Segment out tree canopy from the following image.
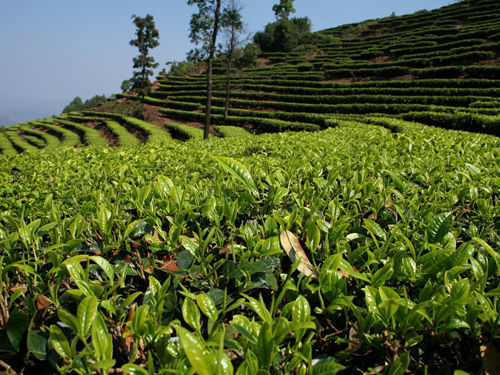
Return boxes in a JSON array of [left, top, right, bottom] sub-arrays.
[[62, 95, 107, 113], [129, 14, 160, 101], [254, 17, 312, 52], [187, 0, 223, 139], [273, 0, 296, 20]]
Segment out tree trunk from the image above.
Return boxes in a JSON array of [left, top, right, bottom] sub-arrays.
[[224, 51, 233, 120], [224, 26, 237, 120], [204, 0, 222, 140]]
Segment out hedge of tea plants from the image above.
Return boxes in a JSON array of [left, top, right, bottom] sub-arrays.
[[0, 120, 499, 374]]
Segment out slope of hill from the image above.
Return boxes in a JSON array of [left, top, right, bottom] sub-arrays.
[[141, 0, 500, 136], [1, 0, 498, 155], [0, 2, 499, 374]]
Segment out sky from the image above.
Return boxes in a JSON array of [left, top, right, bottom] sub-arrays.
[[0, 0, 453, 125]]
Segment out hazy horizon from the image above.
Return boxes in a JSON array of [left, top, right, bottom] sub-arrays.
[[0, 0, 452, 125]]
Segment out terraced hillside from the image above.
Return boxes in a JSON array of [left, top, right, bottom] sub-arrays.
[[1, 0, 499, 156], [0, 1, 499, 374], [140, 0, 500, 136]]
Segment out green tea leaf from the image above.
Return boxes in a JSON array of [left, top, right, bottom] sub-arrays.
[[58, 309, 79, 332], [306, 220, 321, 251], [196, 293, 219, 322], [27, 331, 47, 361], [92, 313, 113, 361], [77, 295, 98, 337], [50, 325, 72, 360], [364, 218, 386, 240], [98, 205, 112, 236], [122, 364, 150, 375], [256, 322, 274, 369], [6, 309, 29, 351], [181, 236, 199, 259], [176, 326, 214, 375], [388, 351, 410, 375], [236, 350, 258, 375], [427, 212, 453, 244], [370, 260, 394, 287], [312, 357, 345, 375], [339, 258, 369, 282], [214, 156, 258, 196], [474, 237, 500, 269], [90, 256, 114, 283], [177, 249, 194, 269], [182, 297, 201, 331], [292, 295, 311, 323], [130, 305, 150, 337]]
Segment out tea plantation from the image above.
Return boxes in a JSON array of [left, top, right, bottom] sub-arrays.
[[0, 0, 499, 374]]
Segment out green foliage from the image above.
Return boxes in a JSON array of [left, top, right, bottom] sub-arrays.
[[0, 121, 498, 373], [234, 43, 261, 69], [2, 1, 500, 371], [187, 0, 222, 61], [62, 95, 107, 113], [121, 79, 133, 93], [273, 0, 295, 20], [129, 14, 160, 101], [214, 125, 252, 138], [62, 97, 83, 113], [402, 111, 500, 136], [166, 60, 204, 76], [254, 17, 314, 52], [163, 122, 204, 140], [56, 119, 109, 147]]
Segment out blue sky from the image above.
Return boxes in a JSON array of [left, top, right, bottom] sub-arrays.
[[0, 0, 452, 125]]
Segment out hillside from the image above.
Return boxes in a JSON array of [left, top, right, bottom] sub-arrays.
[[0, 1, 499, 374], [0, 0, 499, 155]]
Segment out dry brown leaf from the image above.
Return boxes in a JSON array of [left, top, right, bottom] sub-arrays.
[[36, 295, 51, 311], [280, 230, 318, 279], [158, 259, 179, 273], [481, 343, 500, 375], [219, 244, 233, 255]]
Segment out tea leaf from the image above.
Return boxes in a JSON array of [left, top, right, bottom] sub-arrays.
[[196, 293, 219, 322], [427, 212, 453, 244], [312, 357, 345, 375], [50, 325, 72, 360], [27, 331, 47, 361], [77, 295, 98, 338], [388, 351, 410, 375], [176, 326, 215, 375], [182, 297, 201, 331], [215, 156, 258, 196], [6, 309, 29, 351]]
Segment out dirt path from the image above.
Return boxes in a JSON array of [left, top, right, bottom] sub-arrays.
[[17, 129, 45, 149], [85, 120, 118, 147]]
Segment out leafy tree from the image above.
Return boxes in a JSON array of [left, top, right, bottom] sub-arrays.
[[129, 14, 160, 102], [187, 0, 223, 139], [234, 43, 261, 69], [220, 0, 244, 119], [62, 95, 107, 113], [121, 79, 133, 93], [84, 95, 107, 109], [165, 60, 203, 76], [254, 17, 311, 52], [273, 0, 295, 20], [62, 97, 84, 113]]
